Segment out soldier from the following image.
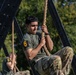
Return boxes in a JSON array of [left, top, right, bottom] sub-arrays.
[[23, 16, 74, 75], [2, 53, 16, 75], [2, 53, 30, 75]]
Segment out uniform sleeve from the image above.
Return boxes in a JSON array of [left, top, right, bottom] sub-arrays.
[[23, 34, 33, 50]]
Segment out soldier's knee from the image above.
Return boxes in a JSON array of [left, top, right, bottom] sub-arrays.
[[23, 70, 30, 75], [55, 56, 62, 65], [55, 56, 61, 61], [53, 56, 62, 70], [64, 46, 74, 57]]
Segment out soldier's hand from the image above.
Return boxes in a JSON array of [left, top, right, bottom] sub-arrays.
[[13, 54, 16, 60], [40, 37, 46, 47], [42, 25, 49, 34]]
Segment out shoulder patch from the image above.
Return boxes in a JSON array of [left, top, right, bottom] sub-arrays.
[[23, 41, 27, 47]]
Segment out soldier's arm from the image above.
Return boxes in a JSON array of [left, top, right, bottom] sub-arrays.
[[42, 25, 54, 51], [45, 34, 54, 51], [7, 61, 14, 70], [24, 37, 45, 60], [6, 56, 16, 70]]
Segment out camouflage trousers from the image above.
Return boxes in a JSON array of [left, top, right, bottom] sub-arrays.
[[34, 46, 74, 75], [5, 70, 30, 75]]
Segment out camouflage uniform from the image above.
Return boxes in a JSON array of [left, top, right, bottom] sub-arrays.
[[34, 47, 73, 75], [23, 32, 74, 75], [14, 70, 30, 75]]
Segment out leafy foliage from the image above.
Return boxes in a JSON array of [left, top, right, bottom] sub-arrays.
[[57, 2, 76, 54]]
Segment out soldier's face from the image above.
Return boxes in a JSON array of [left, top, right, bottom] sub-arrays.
[[27, 21, 38, 34]]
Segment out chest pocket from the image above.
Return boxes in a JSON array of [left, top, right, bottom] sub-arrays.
[[30, 35, 39, 48]]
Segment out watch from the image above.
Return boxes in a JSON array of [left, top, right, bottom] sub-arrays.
[[45, 33, 49, 35]]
